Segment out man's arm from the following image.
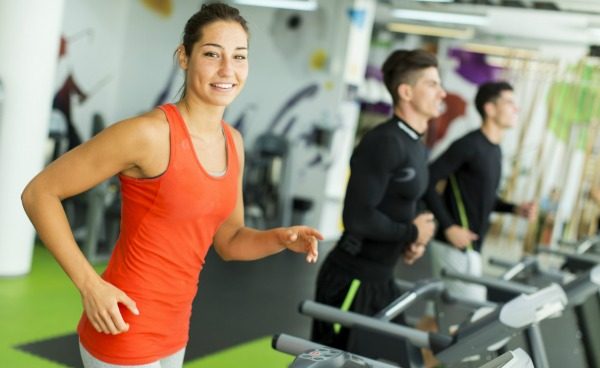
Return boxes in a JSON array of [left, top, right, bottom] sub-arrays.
[[342, 133, 418, 244], [424, 139, 478, 248], [496, 198, 537, 222], [424, 140, 470, 230], [494, 198, 516, 213]]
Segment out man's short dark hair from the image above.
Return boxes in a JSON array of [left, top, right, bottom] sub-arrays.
[[382, 49, 438, 106], [475, 81, 513, 119]]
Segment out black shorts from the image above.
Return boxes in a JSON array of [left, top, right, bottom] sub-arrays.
[[310, 253, 403, 351]]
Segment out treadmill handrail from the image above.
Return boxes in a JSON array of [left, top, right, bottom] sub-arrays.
[[576, 234, 600, 254], [537, 247, 600, 264], [376, 279, 445, 320], [442, 290, 498, 309], [488, 256, 537, 281], [299, 300, 452, 350], [559, 234, 600, 254], [501, 257, 537, 281], [562, 265, 600, 306], [479, 348, 534, 368], [442, 268, 538, 295]]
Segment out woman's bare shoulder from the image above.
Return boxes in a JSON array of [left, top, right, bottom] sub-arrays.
[[121, 108, 168, 132], [103, 108, 170, 177], [105, 108, 169, 146]]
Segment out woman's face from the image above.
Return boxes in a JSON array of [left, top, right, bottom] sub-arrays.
[[180, 20, 249, 107]]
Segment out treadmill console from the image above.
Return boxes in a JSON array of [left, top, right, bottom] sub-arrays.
[[290, 347, 371, 367]]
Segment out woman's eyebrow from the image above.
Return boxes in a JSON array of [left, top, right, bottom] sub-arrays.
[[199, 43, 248, 51]]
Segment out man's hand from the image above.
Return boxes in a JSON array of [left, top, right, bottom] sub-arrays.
[[413, 212, 436, 246], [279, 226, 324, 263], [515, 201, 537, 222], [403, 242, 426, 265], [444, 225, 478, 250]]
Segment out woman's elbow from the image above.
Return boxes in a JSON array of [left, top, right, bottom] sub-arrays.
[[213, 243, 234, 261], [21, 181, 37, 213]]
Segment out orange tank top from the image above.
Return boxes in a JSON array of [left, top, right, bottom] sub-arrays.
[[77, 103, 240, 364]]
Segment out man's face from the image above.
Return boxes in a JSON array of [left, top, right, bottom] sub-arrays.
[[408, 67, 447, 120], [489, 90, 519, 128]]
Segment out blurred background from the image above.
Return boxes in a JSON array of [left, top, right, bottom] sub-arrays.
[[1, 0, 600, 367]]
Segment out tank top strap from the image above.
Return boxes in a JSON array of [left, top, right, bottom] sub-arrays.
[[159, 103, 190, 166], [221, 122, 240, 176], [158, 103, 185, 142]]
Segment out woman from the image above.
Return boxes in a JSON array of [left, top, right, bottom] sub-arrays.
[[21, 3, 322, 367]]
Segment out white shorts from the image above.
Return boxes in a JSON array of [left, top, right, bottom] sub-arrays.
[[79, 342, 186, 368], [430, 240, 487, 302]]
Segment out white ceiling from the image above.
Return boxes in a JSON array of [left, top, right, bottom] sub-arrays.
[[376, 0, 600, 46], [380, 0, 600, 15]]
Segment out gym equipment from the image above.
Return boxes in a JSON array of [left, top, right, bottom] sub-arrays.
[[243, 133, 293, 229], [537, 246, 600, 273], [479, 349, 533, 368], [273, 334, 533, 368], [61, 113, 121, 263], [443, 260, 600, 368], [301, 281, 566, 367], [273, 334, 398, 367], [557, 234, 600, 255], [488, 248, 600, 368]]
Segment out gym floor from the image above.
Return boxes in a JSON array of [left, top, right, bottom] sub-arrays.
[[1, 241, 336, 367]]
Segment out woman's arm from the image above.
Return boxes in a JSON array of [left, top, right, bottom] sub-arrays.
[[21, 111, 167, 335], [212, 129, 323, 262]]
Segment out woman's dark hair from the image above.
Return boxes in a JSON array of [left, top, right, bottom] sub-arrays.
[[177, 2, 249, 99], [381, 49, 438, 106], [181, 2, 249, 57], [474, 81, 513, 119]]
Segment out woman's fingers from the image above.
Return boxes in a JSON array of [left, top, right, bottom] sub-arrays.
[[305, 235, 318, 263]]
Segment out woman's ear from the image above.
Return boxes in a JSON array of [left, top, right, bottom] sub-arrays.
[[177, 46, 188, 70]]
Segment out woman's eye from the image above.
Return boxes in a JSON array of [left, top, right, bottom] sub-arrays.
[[235, 55, 247, 60], [204, 52, 219, 58]]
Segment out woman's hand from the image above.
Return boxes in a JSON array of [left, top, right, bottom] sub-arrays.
[[277, 226, 324, 263], [81, 278, 139, 335]]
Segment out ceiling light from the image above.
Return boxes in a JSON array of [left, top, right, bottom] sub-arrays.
[[391, 9, 489, 26], [233, 0, 318, 11], [589, 27, 600, 39], [462, 43, 538, 58], [386, 22, 474, 39]]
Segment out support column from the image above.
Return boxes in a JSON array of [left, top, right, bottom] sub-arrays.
[[0, 0, 64, 275], [317, 0, 375, 239]]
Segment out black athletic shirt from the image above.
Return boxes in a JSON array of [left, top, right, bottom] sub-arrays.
[[424, 129, 515, 251], [336, 116, 428, 268]]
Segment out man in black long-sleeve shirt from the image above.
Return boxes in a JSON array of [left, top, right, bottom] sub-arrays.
[[424, 81, 537, 300], [311, 49, 445, 351]]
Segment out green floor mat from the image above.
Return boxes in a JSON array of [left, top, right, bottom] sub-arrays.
[[186, 336, 293, 367]]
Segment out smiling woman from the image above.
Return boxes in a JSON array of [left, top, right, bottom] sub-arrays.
[[20, 3, 323, 368]]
